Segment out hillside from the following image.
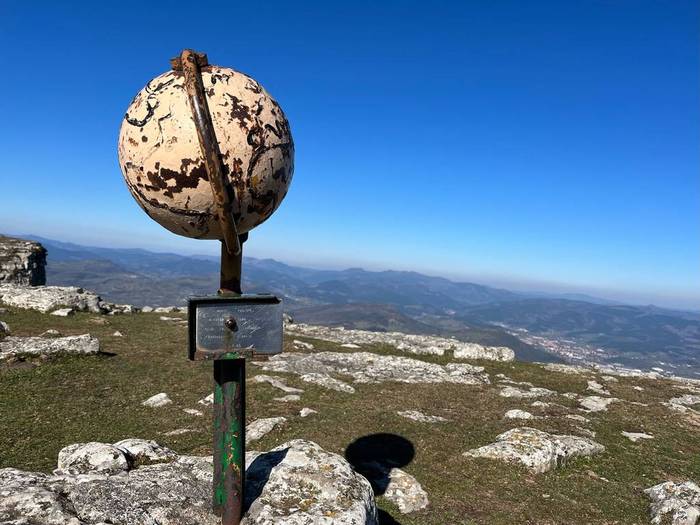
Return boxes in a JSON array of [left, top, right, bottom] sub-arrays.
[[1, 301, 699, 524], [21, 235, 700, 377]]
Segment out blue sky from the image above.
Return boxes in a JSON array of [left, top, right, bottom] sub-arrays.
[[0, 1, 698, 309]]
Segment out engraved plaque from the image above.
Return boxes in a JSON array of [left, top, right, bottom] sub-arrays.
[[188, 295, 282, 360]]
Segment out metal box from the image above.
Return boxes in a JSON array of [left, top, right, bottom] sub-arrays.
[[188, 295, 282, 360]]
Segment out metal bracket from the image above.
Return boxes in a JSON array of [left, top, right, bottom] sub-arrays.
[[174, 49, 241, 256]]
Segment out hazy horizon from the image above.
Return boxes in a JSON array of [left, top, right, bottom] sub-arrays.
[[8, 229, 698, 312]]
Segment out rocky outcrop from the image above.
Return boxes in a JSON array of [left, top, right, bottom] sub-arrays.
[[259, 351, 490, 387], [0, 334, 100, 362], [0, 284, 103, 313], [464, 427, 604, 473], [0, 283, 138, 315], [645, 481, 700, 525], [285, 323, 514, 361], [0, 438, 377, 525], [0, 236, 46, 286]]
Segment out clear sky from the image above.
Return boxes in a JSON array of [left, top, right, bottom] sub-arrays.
[[0, 1, 698, 309]]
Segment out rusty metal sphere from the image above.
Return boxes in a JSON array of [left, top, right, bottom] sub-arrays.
[[118, 65, 294, 239]]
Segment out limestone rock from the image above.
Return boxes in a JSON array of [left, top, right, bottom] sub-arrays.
[[246, 417, 286, 445], [140, 306, 154, 313], [183, 408, 203, 416], [51, 308, 74, 317], [0, 321, 9, 336], [464, 427, 604, 473], [504, 409, 537, 420], [383, 467, 429, 514], [645, 481, 700, 525], [397, 410, 448, 423], [244, 439, 377, 524], [0, 283, 104, 313], [142, 393, 172, 408], [341, 342, 361, 349], [260, 351, 490, 387], [273, 394, 300, 402], [1, 438, 377, 525], [300, 372, 356, 393], [285, 323, 514, 361], [621, 431, 653, 442], [358, 461, 428, 514], [292, 339, 314, 350], [500, 386, 556, 399], [579, 395, 619, 412], [0, 236, 46, 286], [668, 394, 700, 409], [586, 380, 610, 396], [299, 407, 318, 417], [0, 334, 100, 362], [114, 438, 178, 464], [5, 439, 376, 525], [252, 374, 304, 394], [112, 331, 123, 337], [57, 442, 129, 475], [542, 363, 589, 375], [198, 393, 214, 406]]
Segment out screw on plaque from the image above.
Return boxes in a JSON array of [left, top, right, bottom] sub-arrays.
[[225, 317, 238, 332]]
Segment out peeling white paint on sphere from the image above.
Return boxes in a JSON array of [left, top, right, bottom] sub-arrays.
[[118, 66, 294, 239]]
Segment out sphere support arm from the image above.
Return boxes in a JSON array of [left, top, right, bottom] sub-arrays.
[[174, 49, 241, 256]]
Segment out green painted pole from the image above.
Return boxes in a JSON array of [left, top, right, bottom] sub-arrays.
[[213, 240, 246, 524]]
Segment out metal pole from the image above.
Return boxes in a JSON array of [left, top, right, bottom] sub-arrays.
[[213, 239, 246, 524], [173, 49, 247, 524]]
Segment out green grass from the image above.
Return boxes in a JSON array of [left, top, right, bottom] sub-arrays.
[[1, 307, 698, 524]]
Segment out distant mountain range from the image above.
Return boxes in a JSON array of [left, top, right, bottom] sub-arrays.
[[21, 235, 700, 376]]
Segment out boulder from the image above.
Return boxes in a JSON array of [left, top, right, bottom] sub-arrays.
[[285, 323, 514, 361], [244, 439, 377, 524], [0, 284, 103, 313], [0, 321, 9, 336], [260, 351, 490, 387], [464, 427, 604, 474], [358, 462, 428, 514], [0, 439, 378, 525], [0, 334, 100, 362], [0, 236, 46, 286], [645, 481, 700, 525]]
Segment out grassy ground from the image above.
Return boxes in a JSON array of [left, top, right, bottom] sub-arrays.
[[1, 307, 698, 524]]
